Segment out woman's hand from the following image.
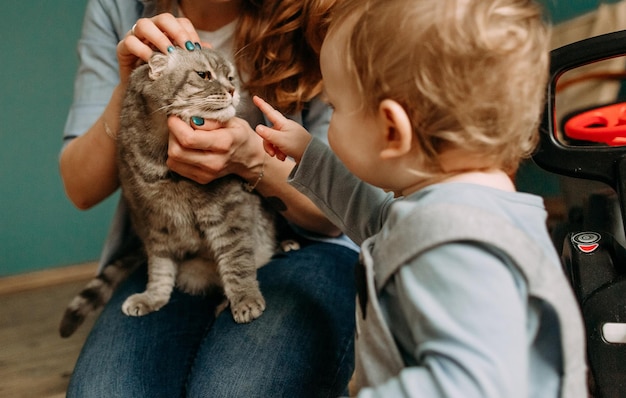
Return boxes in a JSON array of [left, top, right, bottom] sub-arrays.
[[117, 13, 203, 84], [166, 116, 266, 185]]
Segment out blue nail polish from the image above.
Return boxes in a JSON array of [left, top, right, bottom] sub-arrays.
[[191, 116, 205, 126], [194, 42, 201, 50], [167, 46, 175, 53], [185, 41, 195, 51]]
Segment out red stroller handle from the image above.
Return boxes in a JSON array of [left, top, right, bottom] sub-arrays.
[[564, 102, 626, 146]]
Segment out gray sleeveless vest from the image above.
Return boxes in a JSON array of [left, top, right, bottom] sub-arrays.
[[353, 204, 588, 397]]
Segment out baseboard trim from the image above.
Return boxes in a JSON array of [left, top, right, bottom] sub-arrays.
[[0, 262, 98, 295]]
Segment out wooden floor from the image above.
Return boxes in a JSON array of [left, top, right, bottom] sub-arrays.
[[0, 264, 99, 398]]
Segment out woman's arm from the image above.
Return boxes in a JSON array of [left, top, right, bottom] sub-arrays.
[[60, 86, 124, 209]]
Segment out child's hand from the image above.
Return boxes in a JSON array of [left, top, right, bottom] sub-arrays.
[[253, 96, 312, 164]]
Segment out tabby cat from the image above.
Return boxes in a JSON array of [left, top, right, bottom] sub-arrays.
[[60, 48, 277, 338]]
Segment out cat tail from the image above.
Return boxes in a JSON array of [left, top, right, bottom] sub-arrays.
[[59, 247, 145, 338]]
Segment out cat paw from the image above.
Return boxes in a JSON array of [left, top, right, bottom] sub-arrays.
[[280, 239, 301, 252], [231, 294, 266, 323], [122, 293, 163, 316]]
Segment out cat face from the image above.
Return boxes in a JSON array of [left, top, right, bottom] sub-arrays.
[[148, 48, 240, 123]]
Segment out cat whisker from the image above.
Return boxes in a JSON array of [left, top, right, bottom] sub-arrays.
[[150, 103, 177, 116]]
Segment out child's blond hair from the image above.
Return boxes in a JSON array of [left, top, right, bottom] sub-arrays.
[[330, 0, 550, 177]]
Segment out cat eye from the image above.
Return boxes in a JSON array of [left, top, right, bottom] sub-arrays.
[[196, 71, 212, 80]]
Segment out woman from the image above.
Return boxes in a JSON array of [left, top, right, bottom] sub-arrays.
[[59, 1, 358, 396]]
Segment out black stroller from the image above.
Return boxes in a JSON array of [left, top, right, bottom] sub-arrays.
[[534, 30, 626, 397]]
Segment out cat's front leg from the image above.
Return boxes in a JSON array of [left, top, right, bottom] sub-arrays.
[[219, 261, 266, 323], [122, 256, 177, 316]]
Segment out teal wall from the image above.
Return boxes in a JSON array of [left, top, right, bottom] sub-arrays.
[[538, 0, 622, 24], [0, 1, 117, 277], [0, 1, 618, 277]]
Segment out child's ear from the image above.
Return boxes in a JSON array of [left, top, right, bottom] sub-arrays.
[[377, 99, 413, 160]]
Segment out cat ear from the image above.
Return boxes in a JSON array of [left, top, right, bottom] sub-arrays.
[[148, 52, 170, 80], [378, 99, 413, 160]]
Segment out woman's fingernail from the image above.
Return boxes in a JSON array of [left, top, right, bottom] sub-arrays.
[[191, 116, 205, 126], [167, 45, 175, 53], [185, 41, 195, 51], [194, 42, 202, 49]]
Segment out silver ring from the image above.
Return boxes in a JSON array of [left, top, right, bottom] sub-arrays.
[[131, 23, 137, 36]]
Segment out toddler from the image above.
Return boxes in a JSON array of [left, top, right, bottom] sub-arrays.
[[254, 0, 587, 396]]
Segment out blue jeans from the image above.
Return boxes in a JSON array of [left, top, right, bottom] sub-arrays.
[[67, 242, 357, 398]]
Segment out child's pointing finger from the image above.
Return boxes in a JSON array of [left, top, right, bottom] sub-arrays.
[[253, 95, 288, 129]]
